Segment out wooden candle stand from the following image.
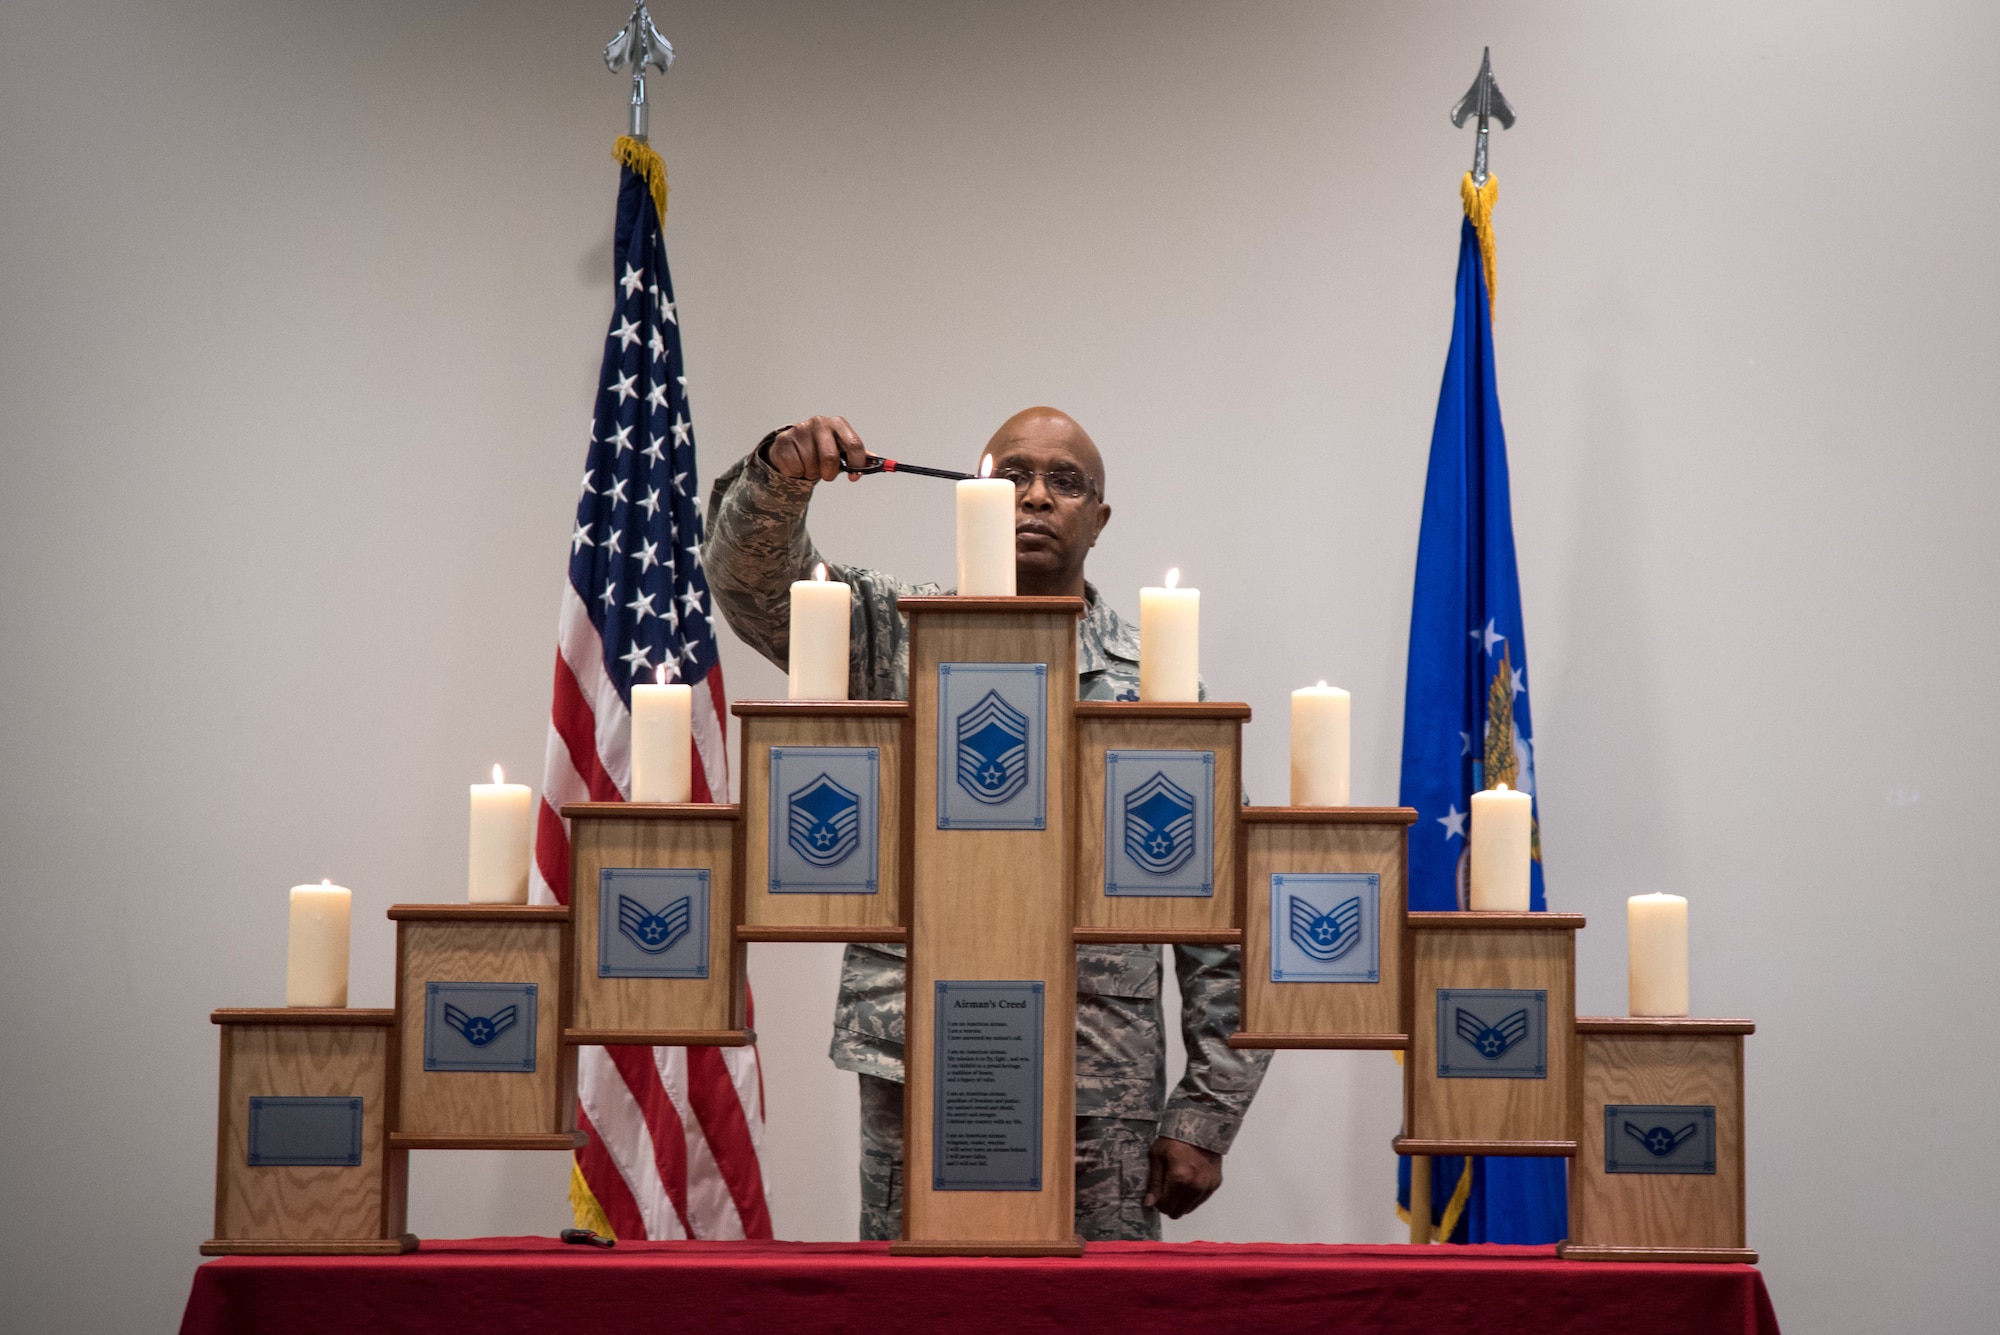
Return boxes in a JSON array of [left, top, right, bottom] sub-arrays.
[[1072, 702, 1248, 945], [388, 905, 581, 1150], [893, 596, 1085, 1257], [1394, 911, 1584, 1156], [1559, 1017, 1756, 1264], [1232, 807, 1417, 1050], [563, 803, 750, 1046], [203, 1008, 415, 1256], [733, 700, 911, 944]]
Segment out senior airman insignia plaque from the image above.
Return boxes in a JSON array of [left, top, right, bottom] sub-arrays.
[[937, 663, 1047, 830], [598, 867, 709, 978], [245, 1096, 364, 1167], [1436, 987, 1546, 1079], [1104, 750, 1213, 896], [1269, 872, 1379, 982], [932, 980, 1044, 1192], [1604, 1104, 1716, 1174], [768, 746, 879, 892], [424, 981, 538, 1072]]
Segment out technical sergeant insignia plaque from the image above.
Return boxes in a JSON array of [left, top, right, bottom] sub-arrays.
[[598, 867, 710, 978]]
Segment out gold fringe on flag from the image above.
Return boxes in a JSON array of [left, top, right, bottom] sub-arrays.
[[1460, 171, 1498, 311], [614, 134, 670, 222], [569, 1157, 618, 1240]]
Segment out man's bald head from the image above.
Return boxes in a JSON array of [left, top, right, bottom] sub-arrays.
[[981, 406, 1106, 500], [978, 406, 1112, 598]]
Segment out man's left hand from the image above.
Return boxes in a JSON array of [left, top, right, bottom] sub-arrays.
[[1144, 1137, 1223, 1219]]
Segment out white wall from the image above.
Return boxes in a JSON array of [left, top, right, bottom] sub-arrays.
[[2, 1, 1995, 1330]]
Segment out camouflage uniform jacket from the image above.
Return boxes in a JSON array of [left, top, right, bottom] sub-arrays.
[[704, 443, 1271, 1153]]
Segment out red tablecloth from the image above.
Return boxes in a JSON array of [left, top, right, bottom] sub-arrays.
[[180, 1237, 1780, 1335]]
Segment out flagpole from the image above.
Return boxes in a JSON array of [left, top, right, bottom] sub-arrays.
[[1409, 1154, 1434, 1243], [604, 1, 674, 143]]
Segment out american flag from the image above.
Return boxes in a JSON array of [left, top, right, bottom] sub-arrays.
[[531, 139, 772, 1241]]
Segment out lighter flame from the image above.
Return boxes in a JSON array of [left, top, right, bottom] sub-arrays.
[[813, 562, 828, 582], [978, 455, 994, 479], [1165, 567, 1180, 589], [492, 763, 505, 785]]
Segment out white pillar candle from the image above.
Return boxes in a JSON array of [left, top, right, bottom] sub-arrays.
[[1290, 681, 1351, 806], [630, 671, 693, 802], [286, 880, 351, 1008], [1628, 893, 1690, 1016], [1139, 569, 1199, 702], [956, 457, 1016, 596], [1468, 783, 1532, 910], [468, 764, 532, 903], [788, 563, 852, 700]]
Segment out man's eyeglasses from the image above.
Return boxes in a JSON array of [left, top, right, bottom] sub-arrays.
[[994, 466, 1098, 500]]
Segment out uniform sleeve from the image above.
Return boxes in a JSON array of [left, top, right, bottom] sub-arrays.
[[1157, 944, 1272, 1153], [703, 437, 927, 700], [702, 437, 824, 670]]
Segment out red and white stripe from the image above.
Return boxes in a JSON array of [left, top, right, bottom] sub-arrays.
[[533, 582, 771, 1240]]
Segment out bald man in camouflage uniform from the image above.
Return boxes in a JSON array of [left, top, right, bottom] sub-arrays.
[[703, 408, 1271, 1241]]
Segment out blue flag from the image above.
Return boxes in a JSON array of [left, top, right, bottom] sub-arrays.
[[1395, 183, 1567, 1244]]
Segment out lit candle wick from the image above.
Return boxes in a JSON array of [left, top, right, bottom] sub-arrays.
[[1166, 567, 1180, 589], [978, 455, 994, 479], [491, 763, 504, 786], [813, 562, 828, 582], [655, 665, 667, 686], [1495, 782, 1509, 792], [1317, 680, 1327, 689]]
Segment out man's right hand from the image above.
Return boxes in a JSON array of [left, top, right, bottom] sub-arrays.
[[767, 415, 870, 483]]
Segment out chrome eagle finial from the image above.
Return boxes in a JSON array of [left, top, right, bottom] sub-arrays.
[[1449, 47, 1515, 186], [605, 3, 676, 141]]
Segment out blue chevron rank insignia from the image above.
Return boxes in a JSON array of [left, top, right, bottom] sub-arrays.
[[617, 893, 691, 954], [956, 689, 1030, 804], [1269, 873, 1380, 982], [444, 1002, 518, 1047], [1104, 750, 1214, 896], [1123, 772, 1198, 873], [1290, 894, 1363, 961], [1436, 987, 1546, 1078], [787, 772, 862, 867], [768, 747, 880, 892], [937, 664, 1047, 830], [1604, 1103, 1716, 1174], [598, 868, 710, 977], [424, 981, 538, 1071]]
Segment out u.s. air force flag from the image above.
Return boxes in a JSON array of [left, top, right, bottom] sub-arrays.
[[1394, 173, 1566, 1244]]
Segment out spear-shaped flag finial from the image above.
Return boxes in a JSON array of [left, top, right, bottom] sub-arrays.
[[605, 2, 675, 142], [1449, 47, 1515, 187]]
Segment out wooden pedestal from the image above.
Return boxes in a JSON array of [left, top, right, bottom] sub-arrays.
[[895, 596, 1085, 1257], [1560, 1017, 1756, 1264], [1072, 702, 1248, 944], [1394, 912, 1584, 1156], [734, 700, 910, 943], [562, 803, 749, 1045], [203, 1008, 415, 1255], [389, 905, 580, 1150], [1232, 807, 1417, 1050]]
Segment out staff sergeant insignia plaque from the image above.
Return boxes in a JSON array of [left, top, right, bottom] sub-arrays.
[[932, 980, 1045, 1191], [1269, 872, 1380, 982]]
